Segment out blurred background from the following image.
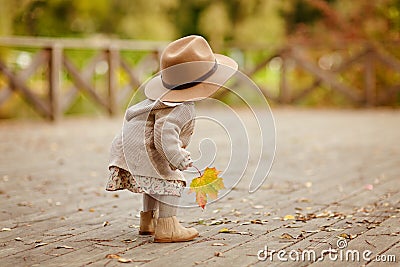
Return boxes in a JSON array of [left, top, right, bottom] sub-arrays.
[[0, 0, 399, 119]]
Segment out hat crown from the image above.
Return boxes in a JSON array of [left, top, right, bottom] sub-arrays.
[[160, 36, 217, 87], [161, 35, 215, 70]]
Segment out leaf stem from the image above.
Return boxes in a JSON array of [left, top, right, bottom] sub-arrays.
[[192, 165, 202, 177]]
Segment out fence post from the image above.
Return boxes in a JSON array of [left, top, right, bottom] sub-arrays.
[[279, 52, 290, 104], [364, 48, 376, 107], [49, 44, 63, 121], [107, 45, 119, 116]]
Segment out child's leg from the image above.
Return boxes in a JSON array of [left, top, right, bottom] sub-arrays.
[[143, 193, 158, 212], [157, 195, 179, 218], [153, 195, 198, 242], [139, 193, 158, 235]]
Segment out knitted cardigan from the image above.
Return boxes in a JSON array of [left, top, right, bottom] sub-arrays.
[[109, 99, 195, 182]]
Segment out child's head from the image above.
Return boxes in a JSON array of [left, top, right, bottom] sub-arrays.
[[145, 35, 238, 103]]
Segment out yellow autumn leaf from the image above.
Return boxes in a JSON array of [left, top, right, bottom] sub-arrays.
[[283, 214, 295, 221], [338, 233, 350, 239], [105, 254, 120, 259], [189, 167, 225, 209], [280, 233, 294, 239]]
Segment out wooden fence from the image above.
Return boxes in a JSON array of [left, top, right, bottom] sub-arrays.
[[239, 42, 400, 106], [0, 36, 399, 120]]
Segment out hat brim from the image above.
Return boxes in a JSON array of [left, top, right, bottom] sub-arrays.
[[144, 54, 238, 102]]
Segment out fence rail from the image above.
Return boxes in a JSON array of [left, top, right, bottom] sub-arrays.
[[0, 36, 399, 120]]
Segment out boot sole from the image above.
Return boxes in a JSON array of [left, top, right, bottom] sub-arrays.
[[154, 232, 199, 243], [139, 231, 155, 235]]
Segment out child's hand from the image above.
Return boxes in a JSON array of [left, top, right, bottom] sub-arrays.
[[177, 155, 193, 171]]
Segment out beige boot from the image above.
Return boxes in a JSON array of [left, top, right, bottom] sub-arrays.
[[139, 210, 157, 235], [154, 216, 199, 243]]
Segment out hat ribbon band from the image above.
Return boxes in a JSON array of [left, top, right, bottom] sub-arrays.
[[161, 60, 218, 90]]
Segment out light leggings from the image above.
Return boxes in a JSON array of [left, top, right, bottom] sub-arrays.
[[143, 194, 179, 218]]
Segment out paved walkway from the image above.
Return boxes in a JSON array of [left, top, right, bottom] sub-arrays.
[[0, 108, 399, 266]]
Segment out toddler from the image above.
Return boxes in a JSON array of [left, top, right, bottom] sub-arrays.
[[106, 35, 237, 242]]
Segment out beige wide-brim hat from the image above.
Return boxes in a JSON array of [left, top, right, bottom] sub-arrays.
[[145, 35, 238, 102]]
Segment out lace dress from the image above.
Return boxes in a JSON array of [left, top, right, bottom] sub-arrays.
[[106, 166, 185, 196]]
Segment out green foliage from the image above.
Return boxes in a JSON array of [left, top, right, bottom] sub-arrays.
[[1, 0, 400, 115], [280, 0, 337, 34], [1, 0, 399, 46], [2, 0, 286, 48]]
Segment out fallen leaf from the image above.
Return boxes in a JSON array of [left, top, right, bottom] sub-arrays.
[[55, 245, 74, 249], [219, 228, 235, 233], [238, 231, 252, 235], [295, 215, 308, 222], [316, 212, 327, 218], [283, 215, 295, 221], [325, 228, 344, 232], [280, 233, 295, 239], [34, 242, 48, 248], [285, 225, 302, 228], [296, 198, 311, 203], [17, 201, 32, 207], [212, 243, 226, 246], [192, 219, 206, 225], [337, 233, 350, 239], [105, 254, 120, 259], [209, 220, 223, 226], [121, 238, 137, 243], [118, 258, 133, 263], [189, 167, 225, 209], [1, 227, 11, 232]]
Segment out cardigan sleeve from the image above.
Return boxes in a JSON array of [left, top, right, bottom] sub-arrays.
[[180, 119, 195, 149], [154, 105, 193, 169]]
